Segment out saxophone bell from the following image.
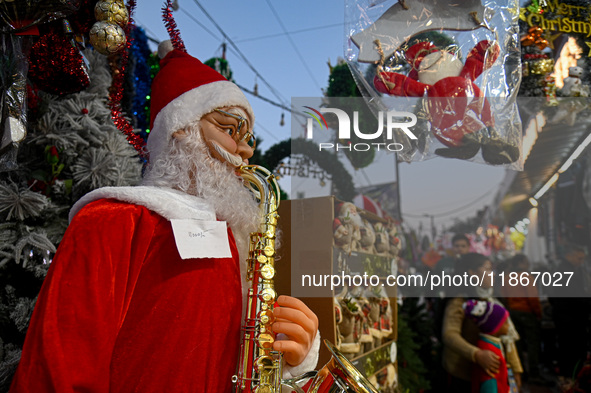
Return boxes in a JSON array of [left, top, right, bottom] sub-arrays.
[[305, 340, 379, 393]]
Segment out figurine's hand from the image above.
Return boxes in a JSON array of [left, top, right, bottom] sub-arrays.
[[272, 295, 319, 366]]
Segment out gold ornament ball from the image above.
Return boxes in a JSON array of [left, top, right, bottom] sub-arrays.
[[95, 0, 129, 28], [89, 21, 126, 55]]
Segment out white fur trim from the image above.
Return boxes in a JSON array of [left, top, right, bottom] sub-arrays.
[[282, 331, 321, 380], [69, 186, 216, 223], [147, 80, 254, 163]]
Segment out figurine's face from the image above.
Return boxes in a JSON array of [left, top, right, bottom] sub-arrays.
[[199, 106, 255, 168], [417, 51, 463, 85], [360, 220, 376, 246], [339, 203, 361, 226]]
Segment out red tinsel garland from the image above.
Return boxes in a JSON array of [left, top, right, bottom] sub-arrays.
[[28, 31, 91, 95], [162, 0, 186, 52], [107, 0, 148, 161]]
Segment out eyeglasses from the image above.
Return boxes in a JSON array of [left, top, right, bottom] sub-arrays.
[[214, 109, 256, 150]]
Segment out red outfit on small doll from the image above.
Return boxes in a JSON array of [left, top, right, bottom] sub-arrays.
[[473, 334, 509, 393], [374, 38, 500, 154], [463, 299, 512, 393]]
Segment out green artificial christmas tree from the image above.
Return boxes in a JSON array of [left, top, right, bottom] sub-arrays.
[[0, 49, 142, 391], [396, 299, 433, 393]]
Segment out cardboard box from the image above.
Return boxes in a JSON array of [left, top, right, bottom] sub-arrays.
[[275, 197, 398, 376]]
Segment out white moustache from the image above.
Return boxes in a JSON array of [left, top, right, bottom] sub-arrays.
[[211, 140, 244, 167]]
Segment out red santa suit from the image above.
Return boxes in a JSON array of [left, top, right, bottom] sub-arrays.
[[10, 186, 320, 392]]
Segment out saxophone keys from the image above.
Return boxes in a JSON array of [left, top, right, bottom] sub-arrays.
[[260, 288, 276, 303], [258, 333, 275, 349], [263, 245, 274, 257], [257, 255, 268, 263], [260, 264, 275, 280], [259, 309, 274, 324]]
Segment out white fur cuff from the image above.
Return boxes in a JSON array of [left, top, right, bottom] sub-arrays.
[[282, 330, 321, 380]]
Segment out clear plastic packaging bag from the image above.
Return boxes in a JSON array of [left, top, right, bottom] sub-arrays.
[[0, 34, 28, 159], [0, 0, 78, 33], [345, 0, 523, 168]]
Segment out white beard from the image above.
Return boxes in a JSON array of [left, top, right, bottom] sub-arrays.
[[141, 122, 261, 266]]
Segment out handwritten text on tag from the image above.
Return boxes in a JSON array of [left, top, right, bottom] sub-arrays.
[[170, 219, 231, 259]]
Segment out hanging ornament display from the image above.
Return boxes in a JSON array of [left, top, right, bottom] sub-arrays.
[[345, 0, 523, 168], [89, 0, 129, 55]]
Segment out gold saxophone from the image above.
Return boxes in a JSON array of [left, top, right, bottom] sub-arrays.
[[234, 165, 378, 393]]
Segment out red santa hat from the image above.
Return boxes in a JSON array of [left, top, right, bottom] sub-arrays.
[[147, 41, 254, 162], [353, 194, 385, 218]]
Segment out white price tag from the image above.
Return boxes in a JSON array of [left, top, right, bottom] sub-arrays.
[[170, 219, 231, 259]]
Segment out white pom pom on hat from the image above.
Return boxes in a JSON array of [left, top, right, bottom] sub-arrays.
[[157, 40, 174, 59]]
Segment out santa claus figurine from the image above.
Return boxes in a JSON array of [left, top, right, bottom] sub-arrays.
[[336, 202, 363, 253], [374, 32, 519, 165], [10, 39, 320, 392]]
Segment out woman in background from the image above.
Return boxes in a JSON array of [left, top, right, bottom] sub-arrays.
[[441, 252, 523, 393]]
